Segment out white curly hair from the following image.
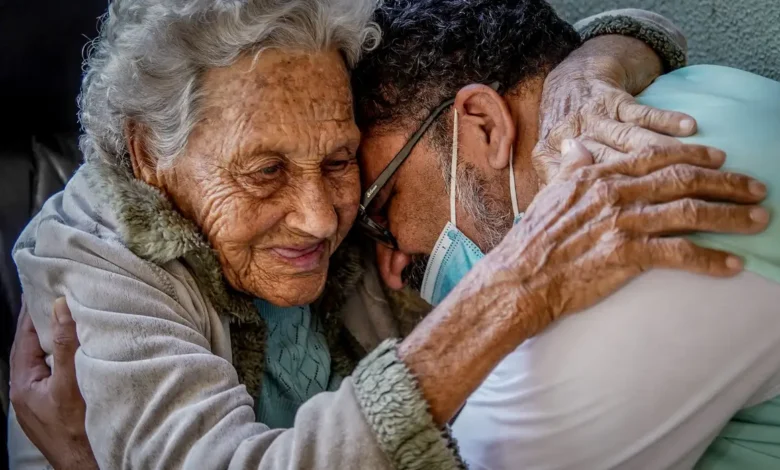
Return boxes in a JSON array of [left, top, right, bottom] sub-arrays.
[[79, 0, 381, 169]]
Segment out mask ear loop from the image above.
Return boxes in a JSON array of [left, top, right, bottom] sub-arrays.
[[450, 109, 459, 226], [509, 146, 520, 219]]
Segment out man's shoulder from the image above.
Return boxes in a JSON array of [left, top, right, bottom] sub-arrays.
[[453, 269, 780, 469]]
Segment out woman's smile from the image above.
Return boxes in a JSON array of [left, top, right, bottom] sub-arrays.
[[271, 241, 327, 270]]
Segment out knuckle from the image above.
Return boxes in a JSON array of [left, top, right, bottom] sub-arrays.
[[590, 145, 612, 164], [632, 146, 668, 171], [52, 332, 74, 350], [571, 166, 593, 181], [531, 141, 548, 158], [611, 94, 632, 118], [667, 164, 699, 188], [724, 172, 750, 191], [671, 238, 698, 263], [567, 113, 584, 138], [612, 234, 638, 264], [614, 124, 637, 146], [589, 178, 619, 204], [549, 114, 582, 143], [604, 229, 630, 247], [633, 105, 655, 124], [637, 144, 668, 160], [673, 198, 701, 222]]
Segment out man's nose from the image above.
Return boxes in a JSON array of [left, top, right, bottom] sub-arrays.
[[286, 177, 338, 240]]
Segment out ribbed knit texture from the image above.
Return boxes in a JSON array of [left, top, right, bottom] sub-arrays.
[[254, 300, 336, 429]]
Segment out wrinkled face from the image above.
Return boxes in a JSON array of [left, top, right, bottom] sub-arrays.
[[157, 50, 361, 306]]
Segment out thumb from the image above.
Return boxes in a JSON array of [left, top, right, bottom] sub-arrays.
[[553, 139, 594, 182], [50, 297, 81, 398]]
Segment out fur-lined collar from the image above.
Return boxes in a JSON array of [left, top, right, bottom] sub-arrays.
[[83, 161, 366, 396]]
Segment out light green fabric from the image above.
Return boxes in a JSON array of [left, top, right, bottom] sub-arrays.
[[695, 397, 780, 469], [254, 301, 337, 429], [638, 65, 780, 284], [637, 65, 780, 468]]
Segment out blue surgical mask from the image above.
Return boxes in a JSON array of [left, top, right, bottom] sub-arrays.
[[420, 110, 523, 306]]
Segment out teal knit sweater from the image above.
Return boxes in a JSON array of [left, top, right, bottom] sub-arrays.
[[253, 300, 341, 429]]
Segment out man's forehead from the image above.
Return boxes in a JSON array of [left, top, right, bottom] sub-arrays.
[[358, 127, 406, 186], [359, 123, 437, 181]]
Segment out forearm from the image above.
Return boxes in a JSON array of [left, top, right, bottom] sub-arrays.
[[575, 8, 688, 73], [570, 8, 688, 95], [397, 265, 535, 425], [566, 35, 663, 95]]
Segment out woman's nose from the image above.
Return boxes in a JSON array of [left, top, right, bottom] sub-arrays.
[[286, 178, 338, 240]]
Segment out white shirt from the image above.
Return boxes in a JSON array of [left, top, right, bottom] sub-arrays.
[[452, 270, 780, 469]]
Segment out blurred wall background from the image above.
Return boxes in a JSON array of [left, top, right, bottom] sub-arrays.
[[549, 0, 780, 80]]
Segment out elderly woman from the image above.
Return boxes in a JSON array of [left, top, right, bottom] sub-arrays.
[[6, 0, 760, 469]]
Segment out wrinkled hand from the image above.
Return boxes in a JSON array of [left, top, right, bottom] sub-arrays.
[[9, 298, 97, 470], [533, 41, 696, 183], [469, 140, 769, 339]]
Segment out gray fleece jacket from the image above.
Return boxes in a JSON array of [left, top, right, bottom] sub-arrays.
[[8, 9, 687, 470]]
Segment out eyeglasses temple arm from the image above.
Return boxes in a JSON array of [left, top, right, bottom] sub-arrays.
[[361, 97, 457, 208]]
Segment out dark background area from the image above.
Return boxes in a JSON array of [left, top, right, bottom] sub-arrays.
[[1, 0, 107, 135], [1, 2, 108, 469]]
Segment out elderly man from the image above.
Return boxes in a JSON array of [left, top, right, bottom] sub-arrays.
[[350, 0, 780, 469]]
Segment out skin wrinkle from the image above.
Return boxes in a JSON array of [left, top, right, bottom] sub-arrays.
[[130, 48, 361, 306], [356, 1, 763, 427]]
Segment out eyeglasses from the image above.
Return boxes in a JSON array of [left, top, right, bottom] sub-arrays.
[[357, 82, 501, 250]]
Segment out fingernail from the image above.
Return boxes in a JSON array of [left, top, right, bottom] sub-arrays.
[[750, 207, 769, 224], [54, 298, 70, 324], [561, 139, 573, 155], [679, 118, 696, 134], [726, 256, 743, 271], [708, 149, 726, 165], [750, 180, 767, 197]]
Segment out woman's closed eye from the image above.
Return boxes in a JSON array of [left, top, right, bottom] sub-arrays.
[[323, 152, 356, 175], [259, 163, 283, 177], [240, 160, 286, 185]]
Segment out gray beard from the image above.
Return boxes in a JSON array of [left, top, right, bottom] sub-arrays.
[[401, 131, 515, 293], [402, 254, 430, 292], [455, 162, 514, 252], [402, 165, 514, 293]]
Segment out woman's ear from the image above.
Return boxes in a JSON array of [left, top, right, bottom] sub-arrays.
[[454, 84, 515, 170], [125, 121, 161, 187]]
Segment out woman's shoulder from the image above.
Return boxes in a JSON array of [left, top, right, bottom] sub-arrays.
[[14, 166, 176, 294], [13, 164, 224, 340]]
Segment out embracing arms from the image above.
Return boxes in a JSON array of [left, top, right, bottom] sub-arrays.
[[9, 10, 768, 470]]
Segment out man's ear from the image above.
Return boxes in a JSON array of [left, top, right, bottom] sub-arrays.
[[375, 243, 411, 291], [125, 121, 161, 187], [454, 84, 515, 170]]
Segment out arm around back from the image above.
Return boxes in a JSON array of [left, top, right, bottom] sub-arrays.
[[10, 166, 462, 470]]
